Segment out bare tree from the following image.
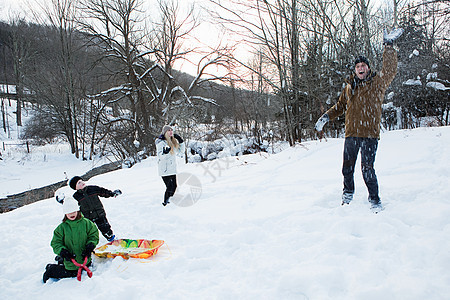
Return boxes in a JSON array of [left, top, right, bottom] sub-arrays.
[[25, 0, 86, 157], [209, 0, 327, 144], [8, 17, 33, 128], [78, 0, 159, 158], [209, 0, 405, 141], [75, 0, 234, 161]]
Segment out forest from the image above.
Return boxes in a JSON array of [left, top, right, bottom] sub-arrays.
[[0, 0, 448, 163]]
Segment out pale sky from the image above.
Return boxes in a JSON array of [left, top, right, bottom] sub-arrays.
[[0, 0, 38, 21], [0, 0, 392, 78], [0, 0, 393, 26], [0, 0, 216, 26], [0, 0, 234, 77]]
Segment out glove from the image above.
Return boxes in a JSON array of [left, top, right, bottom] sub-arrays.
[[60, 248, 76, 261], [113, 189, 122, 197], [81, 243, 96, 258], [383, 28, 404, 46], [163, 146, 171, 154], [173, 133, 183, 143], [314, 113, 329, 132]]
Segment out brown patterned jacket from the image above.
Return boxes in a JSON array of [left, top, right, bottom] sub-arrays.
[[326, 47, 398, 138]]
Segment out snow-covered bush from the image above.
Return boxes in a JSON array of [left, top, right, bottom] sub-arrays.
[[186, 134, 282, 163]]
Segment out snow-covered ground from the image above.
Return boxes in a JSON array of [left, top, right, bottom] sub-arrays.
[[1, 125, 449, 299], [0, 99, 118, 198], [0, 140, 111, 198]]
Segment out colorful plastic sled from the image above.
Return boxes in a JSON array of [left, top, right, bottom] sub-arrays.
[[94, 239, 164, 259]]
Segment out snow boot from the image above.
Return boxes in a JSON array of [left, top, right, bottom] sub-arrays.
[[107, 234, 116, 242], [43, 264, 52, 283], [369, 195, 384, 213], [370, 203, 384, 214], [43, 272, 50, 283], [341, 192, 353, 205]]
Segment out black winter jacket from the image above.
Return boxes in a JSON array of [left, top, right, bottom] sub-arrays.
[[73, 185, 114, 220]]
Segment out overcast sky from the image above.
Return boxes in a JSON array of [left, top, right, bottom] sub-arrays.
[[0, 0, 40, 21], [0, 0, 211, 21], [0, 0, 390, 78], [0, 0, 235, 77]]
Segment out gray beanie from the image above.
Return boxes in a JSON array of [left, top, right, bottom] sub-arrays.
[[162, 125, 173, 135]]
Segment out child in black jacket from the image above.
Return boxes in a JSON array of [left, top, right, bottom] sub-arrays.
[[69, 176, 121, 242]]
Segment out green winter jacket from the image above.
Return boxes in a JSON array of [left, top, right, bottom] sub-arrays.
[[326, 46, 398, 138], [51, 215, 99, 271]]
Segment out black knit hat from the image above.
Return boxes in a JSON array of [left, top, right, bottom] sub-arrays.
[[69, 176, 83, 190], [354, 55, 370, 68]]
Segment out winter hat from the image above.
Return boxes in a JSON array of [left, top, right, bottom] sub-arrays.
[[161, 125, 173, 136], [354, 55, 370, 69], [62, 195, 79, 214], [69, 176, 83, 190]]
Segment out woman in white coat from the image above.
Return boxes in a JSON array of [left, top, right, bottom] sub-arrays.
[[156, 125, 185, 206]]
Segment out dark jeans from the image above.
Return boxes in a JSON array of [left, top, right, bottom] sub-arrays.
[[342, 137, 380, 204], [162, 175, 177, 204], [92, 216, 113, 240]]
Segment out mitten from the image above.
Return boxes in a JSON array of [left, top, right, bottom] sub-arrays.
[[55, 192, 65, 204], [173, 133, 183, 143], [81, 243, 96, 258], [383, 28, 404, 46], [60, 248, 76, 261], [163, 146, 171, 154], [113, 189, 122, 197], [315, 113, 329, 132], [55, 255, 64, 265]]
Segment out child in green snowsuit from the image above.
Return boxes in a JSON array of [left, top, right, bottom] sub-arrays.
[[43, 195, 99, 283]]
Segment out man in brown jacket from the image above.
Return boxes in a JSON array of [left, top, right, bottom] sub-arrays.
[[315, 30, 402, 213]]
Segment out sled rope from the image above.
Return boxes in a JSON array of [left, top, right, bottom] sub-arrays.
[[71, 257, 93, 281]]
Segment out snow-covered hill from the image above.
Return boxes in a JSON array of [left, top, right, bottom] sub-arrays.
[[0, 98, 119, 198], [1, 126, 449, 299]]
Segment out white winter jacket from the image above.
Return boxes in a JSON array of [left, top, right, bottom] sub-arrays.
[[156, 136, 185, 176]]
